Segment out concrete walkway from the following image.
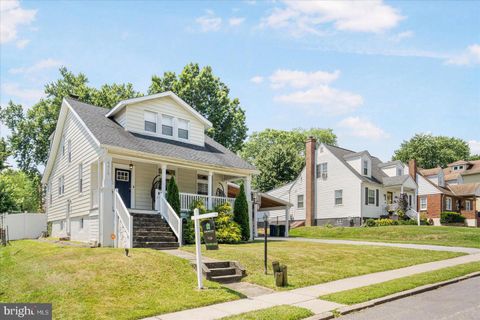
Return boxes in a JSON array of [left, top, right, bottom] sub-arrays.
[[147, 252, 480, 320], [258, 237, 480, 254]]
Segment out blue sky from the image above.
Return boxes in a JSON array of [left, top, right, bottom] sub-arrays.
[[1, 0, 479, 163]]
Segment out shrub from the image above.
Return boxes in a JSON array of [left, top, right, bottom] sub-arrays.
[[233, 183, 250, 241], [375, 219, 397, 226], [440, 211, 465, 224], [398, 219, 416, 225], [364, 219, 376, 227], [214, 202, 242, 244], [166, 177, 181, 215], [324, 223, 333, 228], [182, 199, 207, 245]]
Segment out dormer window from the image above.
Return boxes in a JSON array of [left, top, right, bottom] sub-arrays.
[[396, 167, 402, 176], [162, 115, 173, 136], [178, 118, 189, 140], [363, 160, 368, 175], [144, 111, 157, 133]]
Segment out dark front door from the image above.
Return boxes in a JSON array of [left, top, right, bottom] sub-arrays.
[[115, 169, 131, 208]]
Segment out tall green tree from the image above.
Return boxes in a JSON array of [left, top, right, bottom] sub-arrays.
[[233, 183, 250, 241], [393, 134, 470, 169], [0, 67, 141, 173], [0, 169, 41, 212], [0, 180, 15, 213], [0, 138, 10, 171], [166, 176, 181, 216], [240, 128, 337, 191], [149, 63, 248, 152]]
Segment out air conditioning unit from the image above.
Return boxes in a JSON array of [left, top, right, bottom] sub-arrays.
[[322, 173, 328, 179]]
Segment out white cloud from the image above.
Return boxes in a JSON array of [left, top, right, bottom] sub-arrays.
[[229, 17, 245, 26], [196, 10, 222, 32], [9, 58, 63, 75], [250, 76, 264, 84], [338, 116, 389, 140], [262, 0, 404, 35], [15, 38, 30, 48], [269, 69, 340, 89], [445, 44, 480, 66], [391, 30, 413, 42], [0, 0, 37, 44], [1, 83, 44, 105], [268, 68, 362, 115], [469, 140, 480, 155]]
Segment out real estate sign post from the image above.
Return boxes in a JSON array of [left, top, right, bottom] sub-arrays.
[[192, 208, 218, 289]]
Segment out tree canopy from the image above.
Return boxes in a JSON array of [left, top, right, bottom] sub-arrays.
[[0, 138, 10, 171], [149, 63, 247, 152], [240, 128, 337, 191], [392, 133, 471, 169], [0, 169, 41, 212]]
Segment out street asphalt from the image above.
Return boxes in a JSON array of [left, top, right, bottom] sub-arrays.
[[339, 277, 480, 320]]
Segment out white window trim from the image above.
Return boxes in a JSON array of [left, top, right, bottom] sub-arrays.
[[317, 162, 328, 179], [67, 139, 72, 163], [420, 196, 427, 210], [161, 114, 174, 137], [58, 175, 65, 196], [196, 173, 209, 195], [335, 190, 343, 206], [144, 111, 158, 133], [368, 189, 375, 205], [363, 160, 369, 176], [297, 194, 304, 209], [446, 197, 452, 211], [465, 200, 471, 211], [177, 118, 190, 140], [78, 163, 83, 194]]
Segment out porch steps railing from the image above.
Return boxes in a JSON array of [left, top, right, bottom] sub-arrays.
[[114, 189, 133, 248], [406, 208, 421, 226], [155, 189, 182, 246]]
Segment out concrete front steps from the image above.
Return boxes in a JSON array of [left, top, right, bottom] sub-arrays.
[[201, 261, 246, 284], [131, 213, 179, 250]]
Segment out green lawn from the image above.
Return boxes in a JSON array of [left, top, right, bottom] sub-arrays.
[[182, 241, 463, 290], [290, 226, 480, 248], [220, 305, 313, 320], [320, 261, 480, 305], [0, 240, 241, 320]]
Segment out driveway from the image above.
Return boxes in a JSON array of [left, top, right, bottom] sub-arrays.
[[339, 277, 480, 320]]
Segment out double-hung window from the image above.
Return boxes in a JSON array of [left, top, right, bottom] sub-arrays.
[[420, 196, 427, 210], [297, 195, 304, 208], [162, 115, 173, 136], [317, 162, 328, 179], [58, 176, 65, 196], [144, 111, 157, 133], [178, 119, 189, 139], [61, 135, 66, 156], [67, 140, 72, 163], [335, 190, 343, 205], [363, 160, 368, 175], [368, 189, 375, 204], [49, 181, 53, 205], [78, 163, 83, 193], [446, 197, 452, 211], [197, 174, 209, 195], [465, 200, 472, 211]]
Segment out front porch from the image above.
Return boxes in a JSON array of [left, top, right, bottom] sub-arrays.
[[381, 174, 419, 223]]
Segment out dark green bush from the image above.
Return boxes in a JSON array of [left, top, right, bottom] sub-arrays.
[[233, 183, 250, 241], [182, 199, 207, 245], [364, 219, 376, 227], [166, 177, 181, 216], [440, 211, 465, 224]]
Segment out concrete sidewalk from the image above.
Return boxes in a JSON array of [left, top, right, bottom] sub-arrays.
[[259, 237, 480, 254], [146, 253, 480, 320]]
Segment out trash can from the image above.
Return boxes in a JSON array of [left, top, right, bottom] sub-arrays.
[[269, 225, 278, 237], [278, 225, 286, 237]]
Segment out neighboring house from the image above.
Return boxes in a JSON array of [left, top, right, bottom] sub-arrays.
[[417, 162, 480, 227], [41, 92, 258, 248], [265, 138, 419, 227]]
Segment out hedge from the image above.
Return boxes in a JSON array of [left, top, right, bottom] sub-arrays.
[[440, 211, 465, 224]]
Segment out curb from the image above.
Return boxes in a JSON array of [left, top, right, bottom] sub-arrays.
[[304, 271, 480, 320]]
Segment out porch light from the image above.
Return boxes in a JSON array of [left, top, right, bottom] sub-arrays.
[[129, 162, 133, 170]]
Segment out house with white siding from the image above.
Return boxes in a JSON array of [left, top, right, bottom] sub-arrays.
[[265, 138, 419, 227], [41, 92, 258, 248]]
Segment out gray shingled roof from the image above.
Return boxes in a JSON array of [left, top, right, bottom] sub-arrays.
[[325, 145, 387, 185], [66, 98, 256, 171], [378, 160, 403, 168], [382, 175, 410, 186]]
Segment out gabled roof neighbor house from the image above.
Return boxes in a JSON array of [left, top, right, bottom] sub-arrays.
[[41, 92, 258, 248], [264, 137, 419, 228]]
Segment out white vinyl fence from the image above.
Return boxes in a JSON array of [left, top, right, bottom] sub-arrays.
[[2, 213, 47, 240]]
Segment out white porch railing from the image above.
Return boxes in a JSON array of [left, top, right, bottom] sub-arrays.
[[114, 189, 133, 248], [91, 189, 99, 209], [155, 189, 182, 246], [179, 192, 235, 211], [406, 208, 421, 226]]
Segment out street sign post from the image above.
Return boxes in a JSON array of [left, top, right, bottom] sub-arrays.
[[192, 208, 218, 289]]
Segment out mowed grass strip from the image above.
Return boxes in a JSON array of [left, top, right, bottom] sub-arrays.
[[290, 226, 480, 248], [0, 240, 241, 320], [320, 261, 480, 305], [220, 305, 313, 320], [182, 241, 463, 290]]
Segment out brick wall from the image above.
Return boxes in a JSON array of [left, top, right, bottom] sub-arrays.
[[419, 194, 443, 218], [305, 137, 316, 226]]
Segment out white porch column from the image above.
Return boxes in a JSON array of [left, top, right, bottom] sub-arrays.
[[400, 184, 404, 194], [100, 154, 114, 247], [208, 171, 213, 210], [161, 164, 167, 196], [285, 206, 290, 237], [245, 175, 253, 241], [253, 195, 259, 238]]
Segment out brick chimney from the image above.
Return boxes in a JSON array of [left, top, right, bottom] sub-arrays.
[[305, 136, 316, 226], [408, 159, 417, 182]]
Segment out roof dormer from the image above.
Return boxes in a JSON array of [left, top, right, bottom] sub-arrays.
[[106, 92, 212, 147], [344, 151, 372, 177], [378, 160, 404, 177]]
